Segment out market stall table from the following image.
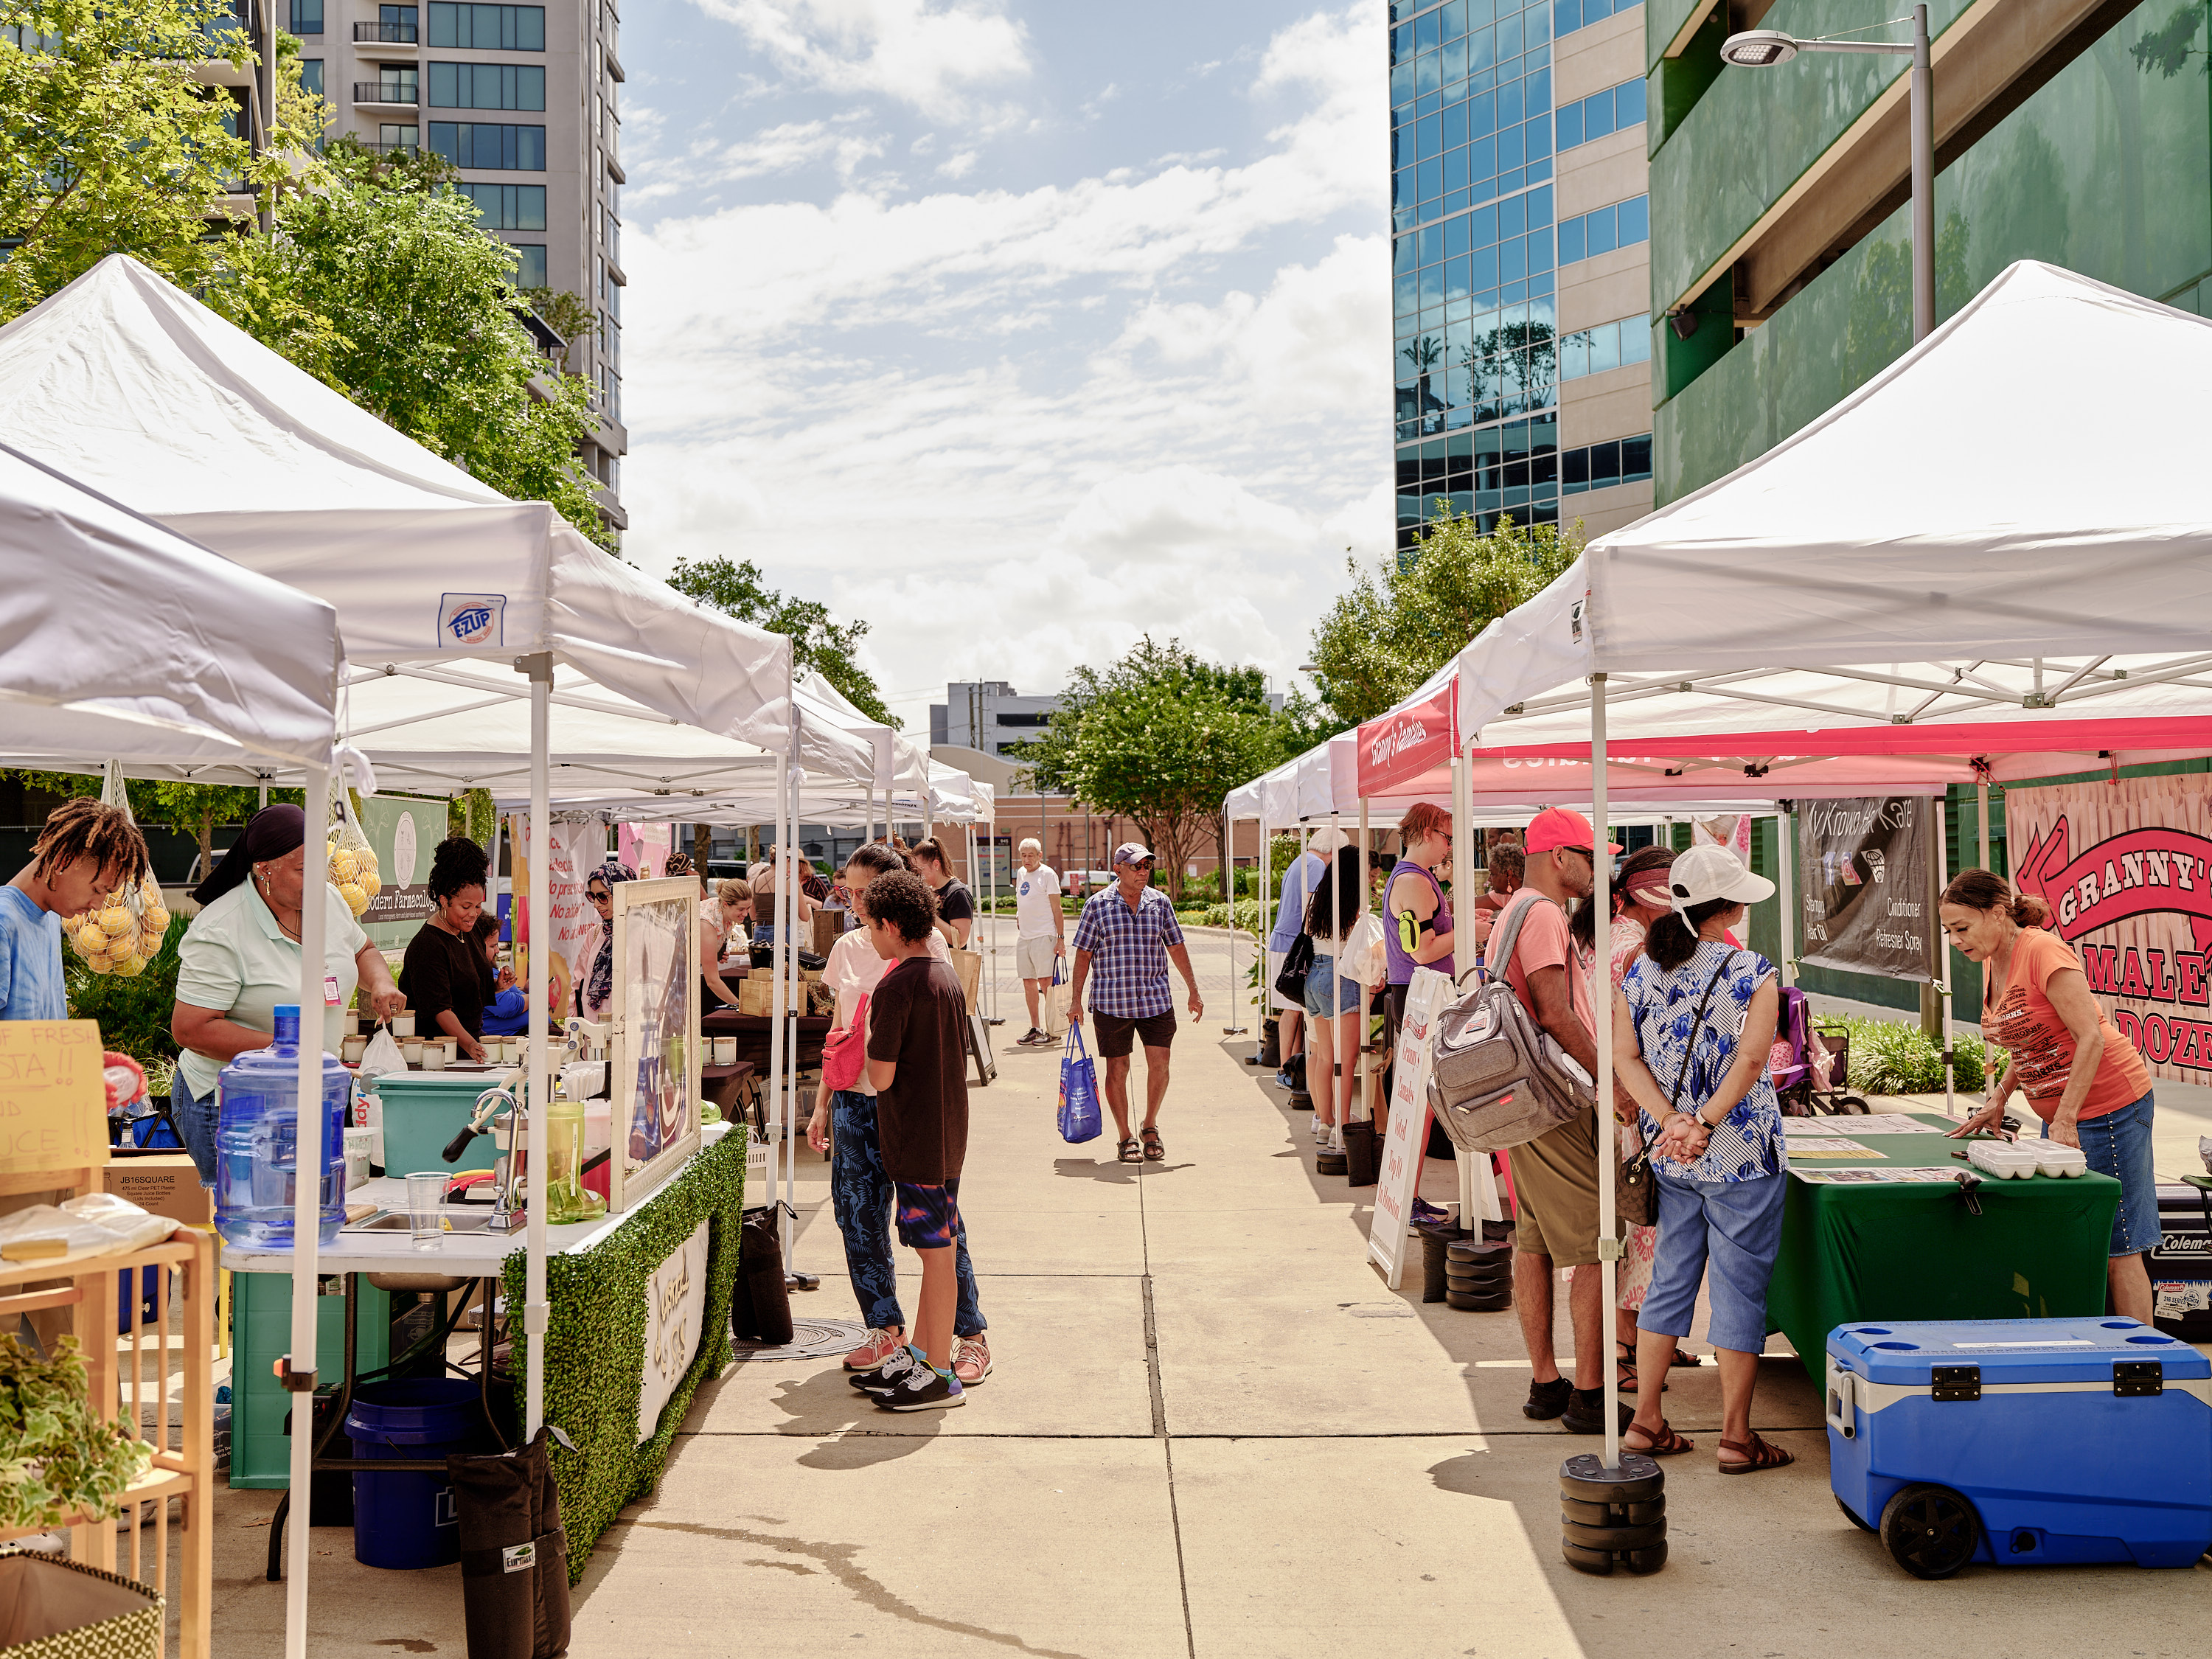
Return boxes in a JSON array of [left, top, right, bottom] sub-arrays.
[[702, 1009, 831, 1075], [220, 1130, 745, 1582], [1767, 1113, 2121, 1385]]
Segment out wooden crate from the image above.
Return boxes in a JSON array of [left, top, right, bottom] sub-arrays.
[[0, 1228, 215, 1659]]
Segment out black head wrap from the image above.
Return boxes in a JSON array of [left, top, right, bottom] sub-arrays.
[[191, 804, 306, 907]]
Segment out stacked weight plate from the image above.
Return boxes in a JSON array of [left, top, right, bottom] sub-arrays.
[[1559, 1452, 1667, 1575], [1444, 1237, 1513, 1311], [1315, 1144, 1349, 1175]]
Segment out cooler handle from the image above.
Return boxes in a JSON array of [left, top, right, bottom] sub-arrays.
[[1826, 1367, 1857, 1440]]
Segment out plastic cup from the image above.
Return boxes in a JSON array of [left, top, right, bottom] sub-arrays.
[[405, 1172, 445, 1252]]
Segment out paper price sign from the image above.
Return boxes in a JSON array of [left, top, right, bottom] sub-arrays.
[[0, 1020, 107, 1178]]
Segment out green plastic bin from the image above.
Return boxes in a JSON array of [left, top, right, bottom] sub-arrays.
[[231, 1272, 389, 1488], [372, 1071, 504, 1178]]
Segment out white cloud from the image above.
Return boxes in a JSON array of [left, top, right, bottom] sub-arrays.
[[936, 149, 978, 180], [690, 0, 1032, 122]]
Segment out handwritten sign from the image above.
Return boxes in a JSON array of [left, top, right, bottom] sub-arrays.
[[1368, 968, 1453, 1290], [637, 1220, 709, 1442], [0, 1020, 107, 1178]]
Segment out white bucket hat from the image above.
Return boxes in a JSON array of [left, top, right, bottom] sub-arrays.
[[1665, 843, 1775, 920], [1307, 827, 1349, 855]]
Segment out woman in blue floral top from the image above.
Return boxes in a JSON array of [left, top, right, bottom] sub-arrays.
[[1609, 844, 1793, 1474]]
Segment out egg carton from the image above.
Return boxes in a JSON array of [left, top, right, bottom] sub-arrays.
[[2020, 1138, 2089, 1178], [1966, 1138, 2040, 1180]]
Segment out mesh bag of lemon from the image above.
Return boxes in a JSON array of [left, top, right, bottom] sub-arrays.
[[65, 763, 170, 977], [328, 794, 383, 919]]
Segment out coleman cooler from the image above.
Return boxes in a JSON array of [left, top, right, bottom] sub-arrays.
[[1825, 1317, 2212, 1578], [2147, 1181, 2212, 1341]]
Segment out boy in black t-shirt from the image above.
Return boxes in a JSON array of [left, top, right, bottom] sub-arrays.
[[856, 869, 973, 1412]]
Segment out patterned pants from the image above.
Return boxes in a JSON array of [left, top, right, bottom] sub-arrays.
[[828, 1090, 986, 1338]]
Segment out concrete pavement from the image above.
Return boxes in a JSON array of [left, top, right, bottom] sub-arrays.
[[200, 922, 2212, 1656]]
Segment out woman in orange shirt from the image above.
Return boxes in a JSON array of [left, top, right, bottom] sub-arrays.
[[1940, 869, 2160, 1322]]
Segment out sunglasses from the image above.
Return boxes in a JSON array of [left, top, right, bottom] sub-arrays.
[[587, 888, 611, 903], [1559, 846, 1594, 861]]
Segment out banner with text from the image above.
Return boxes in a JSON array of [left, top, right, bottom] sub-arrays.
[[355, 794, 439, 950], [1797, 796, 1933, 982], [1357, 680, 1455, 799], [509, 814, 598, 1024], [2008, 775, 2212, 1084]]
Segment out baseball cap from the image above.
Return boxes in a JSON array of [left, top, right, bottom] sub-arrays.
[[1524, 807, 1621, 857], [1112, 842, 1155, 866], [1664, 844, 1775, 917]]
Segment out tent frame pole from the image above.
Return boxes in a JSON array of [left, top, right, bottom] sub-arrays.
[[1775, 804, 1796, 989], [1592, 674, 1620, 1473], [281, 756, 330, 1659], [1935, 796, 1955, 1116], [524, 655, 552, 1438]]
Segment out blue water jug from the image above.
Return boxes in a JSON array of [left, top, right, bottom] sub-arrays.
[[215, 1004, 349, 1248]]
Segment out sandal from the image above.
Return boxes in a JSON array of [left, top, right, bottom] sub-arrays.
[[1615, 1341, 1667, 1393], [1717, 1432, 1795, 1474], [1141, 1126, 1165, 1161], [1116, 1136, 1143, 1164], [1621, 1417, 1694, 1456], [1669, 1348, 1704, 1369]]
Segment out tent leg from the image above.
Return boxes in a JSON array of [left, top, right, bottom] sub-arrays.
[[1977, 777, 1991, 872], [771, 751, 791, 1272], [1590, 675, 1618, 1473], [524, 657, 552, 1438], [280, 757, 330, 1657], [1775, 805, 1796, 990], [1256, 810, 1270, 1063], [1936, 797, 1955, 1116]]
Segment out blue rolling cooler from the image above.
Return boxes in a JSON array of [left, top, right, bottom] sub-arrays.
[[1826, 1318, 2212, 1577]]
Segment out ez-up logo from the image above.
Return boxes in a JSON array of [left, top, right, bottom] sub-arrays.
[[502, 1541, 537, 1573], [438, 593, 507, 648]]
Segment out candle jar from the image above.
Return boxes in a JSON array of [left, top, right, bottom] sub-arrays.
[[422, 1041, 448, 1071], [400, 1037, 424, 1066], [341, 1034, 368, 1064], [390, 1011, 416, 1038]]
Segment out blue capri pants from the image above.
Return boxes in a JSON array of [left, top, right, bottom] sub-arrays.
[[1637, 1170, 1789, 1355]]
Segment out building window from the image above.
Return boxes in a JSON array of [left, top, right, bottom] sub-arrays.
[[300, 58, 323, 98], [428, 61, 545, 109], [379, 123, 419, 152], [1554, 0, 1641, 36], [1554, 195, 1648, 265], [290, 0, 324, 33], [1558, 433, 1654, 493], [427, 121, 545, 170], [1392, 184, 1557, 439], [428, 3, 545, 50], [1389, 0, 1554, 234], [1392, 416, 1565, 548], [509, 243, 546, 288], [1554, 76, 1646, 151], [1558, 314, 1651, 382], [453, 181, 546, 229]]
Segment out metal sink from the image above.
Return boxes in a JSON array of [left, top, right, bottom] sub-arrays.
[[344, 1210, 496, 1234]]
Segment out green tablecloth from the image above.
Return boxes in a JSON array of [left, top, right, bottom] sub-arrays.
[[1767, 1114, 2120, 1384]]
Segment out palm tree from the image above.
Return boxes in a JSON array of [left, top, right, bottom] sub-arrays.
[[1402, 334, 1445, 431]]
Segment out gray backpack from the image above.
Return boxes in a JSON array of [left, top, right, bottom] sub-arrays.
[[1425, 894, 1596, 1153]]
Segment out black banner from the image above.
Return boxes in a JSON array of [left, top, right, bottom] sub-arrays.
[[1798, 796, 1933, 982]]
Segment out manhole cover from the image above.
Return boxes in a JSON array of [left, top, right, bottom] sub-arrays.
[[731, 1318, 866, 1361]]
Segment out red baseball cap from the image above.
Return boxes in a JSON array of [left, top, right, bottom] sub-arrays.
[[1525, 807, 1621, 857]]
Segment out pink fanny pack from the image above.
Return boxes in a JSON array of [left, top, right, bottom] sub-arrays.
[[821, 992, 870, 1093]]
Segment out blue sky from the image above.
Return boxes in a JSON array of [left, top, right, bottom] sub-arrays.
[[619, 1, 1393, 731]]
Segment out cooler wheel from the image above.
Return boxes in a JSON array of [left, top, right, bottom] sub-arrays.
[[1879, 1484, 1980, 1579]]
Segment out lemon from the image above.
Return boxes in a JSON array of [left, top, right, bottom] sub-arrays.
[[339, 881, 369, 916], [111, 953, 146, 978], [85, 950, 112, 973], [360, 872, 382, 899], [98, 905, 135, 938], [74, 921, 108, 954], [358, 848, 380, 875], [330, 849, 359, 881], [142, 906, 170, 938]]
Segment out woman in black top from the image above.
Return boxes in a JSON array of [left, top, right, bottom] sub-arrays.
[[401, 838, 496, 1062]]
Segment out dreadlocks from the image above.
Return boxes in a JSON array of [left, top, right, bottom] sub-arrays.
[[31, 797, 150, 890]]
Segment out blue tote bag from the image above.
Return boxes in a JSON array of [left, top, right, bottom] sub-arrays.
[[1057, 1023, 1102, 1144]]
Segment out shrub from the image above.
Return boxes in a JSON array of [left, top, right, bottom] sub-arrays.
[[1828, 1015, 2003, 1096], [65, 928, 182, 1066]]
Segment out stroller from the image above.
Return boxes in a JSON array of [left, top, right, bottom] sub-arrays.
[[1770, 987, 1869, 1116]]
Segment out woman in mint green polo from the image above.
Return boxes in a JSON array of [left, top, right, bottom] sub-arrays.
[[169, 805, 404, 1185]]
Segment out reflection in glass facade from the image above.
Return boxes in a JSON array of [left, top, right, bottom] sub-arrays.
[[1390, 0, 1559, 549]]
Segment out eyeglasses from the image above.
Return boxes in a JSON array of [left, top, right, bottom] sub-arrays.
[[1560, 846, 1594, 861], [587, 888, 611, 905]]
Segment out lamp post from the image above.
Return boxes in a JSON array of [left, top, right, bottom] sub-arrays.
[[1722, 4, 1934, 341]]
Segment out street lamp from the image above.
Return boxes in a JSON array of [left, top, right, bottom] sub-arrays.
[[1722, 4, 1934, 341]]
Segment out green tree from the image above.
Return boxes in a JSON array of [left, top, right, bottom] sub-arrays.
[[209, 141, 611, 548], [5, 770, 291, 880], [667, 556, 895, 726], [1307, 513, 1580, 728], [0, 0, 315, 319]]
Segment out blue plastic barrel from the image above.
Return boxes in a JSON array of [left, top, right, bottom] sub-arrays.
[[214, 1004, 349, 1247], [116, 1265, 162, 1334], [344, 1379, 494, 1570]]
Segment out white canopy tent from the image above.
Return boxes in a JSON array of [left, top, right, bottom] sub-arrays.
[[1439, 259, 2212, 1476], [0, 439, 342, 1646], [0, 257, 853, 1643]]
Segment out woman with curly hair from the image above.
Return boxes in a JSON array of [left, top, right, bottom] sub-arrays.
[[402, 836, 497, 1062]]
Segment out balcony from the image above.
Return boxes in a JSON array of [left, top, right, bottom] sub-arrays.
[[354, 83, 419, 106], [354, 21, 417, 43]]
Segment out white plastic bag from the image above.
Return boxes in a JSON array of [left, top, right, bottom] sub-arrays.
[[1343, 913, 1388, 991]]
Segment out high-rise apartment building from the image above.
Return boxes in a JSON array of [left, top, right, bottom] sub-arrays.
[[1389, 0, 1655, 554], [293, 0, 627, 536], [931, 682, 1062, 757]]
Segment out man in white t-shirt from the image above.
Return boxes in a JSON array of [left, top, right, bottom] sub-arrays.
[[1009, 838, 1065, 1046]]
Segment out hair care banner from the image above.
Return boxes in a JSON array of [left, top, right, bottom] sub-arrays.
[[1797, 796, 1933, 982], [509, 814, 597, 1023], [2008, 775, 2212, 1083], [619, 822, 673, 880]]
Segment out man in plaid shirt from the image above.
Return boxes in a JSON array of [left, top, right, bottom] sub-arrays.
[[1068, 843, 1204, 1164]]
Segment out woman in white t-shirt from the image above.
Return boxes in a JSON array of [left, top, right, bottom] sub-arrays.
[[805, 843, 992, 1388]]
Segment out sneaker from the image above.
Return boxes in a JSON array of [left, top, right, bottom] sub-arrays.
[[1311, 1117, 1329, 1142], [1017, 1029, 1048, 1046], [1410, 1198, 1450, 1227], [952, 1336, 992, 1387], [874, 1368, 965, 1412], [849, 1344, 922, 1391], [1561, 1388, 1636, 1436], [844, 1326, 906, 1371], [1523, 1377, 1573, 1420]]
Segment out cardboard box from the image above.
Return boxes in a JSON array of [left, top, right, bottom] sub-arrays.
[[738, 981, 775, 1017], [103, 1154, 211, 1227]]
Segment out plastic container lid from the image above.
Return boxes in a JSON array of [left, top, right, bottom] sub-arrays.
[[1966, 1139, 2040, 1179], [2020, 1138, 2090, 1176]]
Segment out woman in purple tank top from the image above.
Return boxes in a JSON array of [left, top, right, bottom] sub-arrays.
[[1382, 803, 1456, 1222]]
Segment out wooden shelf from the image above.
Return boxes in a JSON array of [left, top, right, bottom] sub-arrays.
[[0, 1464, 194, 1546]]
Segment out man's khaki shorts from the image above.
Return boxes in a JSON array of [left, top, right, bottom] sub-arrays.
[[1506, 1106, 1602, 1267], [1015, 934, 1059, 979]]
